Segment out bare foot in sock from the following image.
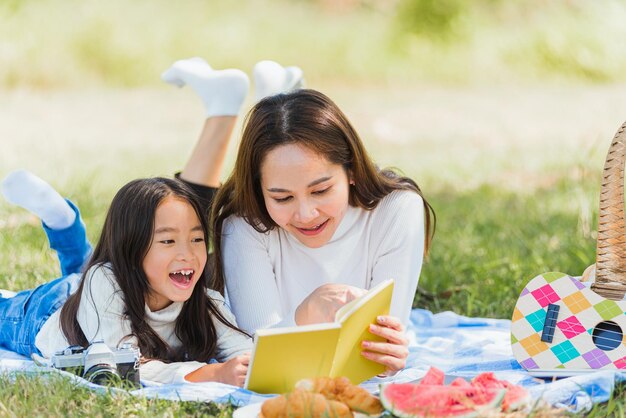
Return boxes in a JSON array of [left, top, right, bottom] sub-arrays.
[[253, 60, 304, 102], [1, 170, 75, 230], [161, 57, 250, 117]]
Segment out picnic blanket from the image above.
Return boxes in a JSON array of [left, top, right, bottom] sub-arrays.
[[1, 308, 624, 413]]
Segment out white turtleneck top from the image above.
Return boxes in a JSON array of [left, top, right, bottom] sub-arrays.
[[36, 264, 252, 384], [222, 190, 426, 335]]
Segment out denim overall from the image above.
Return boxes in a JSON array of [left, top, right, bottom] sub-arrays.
[[0, 201, 91, 357]]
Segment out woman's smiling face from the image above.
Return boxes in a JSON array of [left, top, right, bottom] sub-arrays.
[[260, 143, 351, 248]]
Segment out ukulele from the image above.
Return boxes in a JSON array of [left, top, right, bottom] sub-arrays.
[[511, 120, 626, 376], [511, 271, 626, 375]]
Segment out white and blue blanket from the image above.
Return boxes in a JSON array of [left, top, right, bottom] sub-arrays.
[[1, 309, 623, 413]]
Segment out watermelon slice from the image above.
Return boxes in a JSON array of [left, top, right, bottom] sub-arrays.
[[471, 372, 530, 411], [450, 378, 471, 387], [419, 367, 445, 386], [471, 372, 508, 389], [380, 383, 505, 418]]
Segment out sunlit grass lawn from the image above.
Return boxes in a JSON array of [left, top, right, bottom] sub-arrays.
[[0, 373, 235, 417], [418, 180, 598, 317], [2, 86, 626, 416]]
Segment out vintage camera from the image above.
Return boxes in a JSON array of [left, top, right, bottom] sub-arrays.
[[51, 341, 140, 388]]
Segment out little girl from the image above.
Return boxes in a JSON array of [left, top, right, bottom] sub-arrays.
[[0, 58, 299, 386], [0, 173, 252, 386]]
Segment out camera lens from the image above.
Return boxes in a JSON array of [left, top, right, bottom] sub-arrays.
[[84, 364, 121, 386]]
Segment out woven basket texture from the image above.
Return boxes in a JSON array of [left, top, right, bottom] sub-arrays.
[[591, 121, 626, 300]]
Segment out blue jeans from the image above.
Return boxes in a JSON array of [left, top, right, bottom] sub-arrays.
[[0, 200, 91, 357]]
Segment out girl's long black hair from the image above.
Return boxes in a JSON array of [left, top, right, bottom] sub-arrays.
[[60, 177, 247, 362]]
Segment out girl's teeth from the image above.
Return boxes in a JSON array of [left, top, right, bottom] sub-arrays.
[[170, 269, 194, 284]]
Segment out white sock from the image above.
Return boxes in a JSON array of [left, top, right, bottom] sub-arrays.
[[161, 57, 250, 117], [253, 60, 304, 102], [1, 170, 76, 230]]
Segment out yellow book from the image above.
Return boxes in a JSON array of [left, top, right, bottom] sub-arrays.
[[244, 279, 395, 394]]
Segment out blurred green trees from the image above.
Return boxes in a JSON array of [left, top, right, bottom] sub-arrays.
[[393, 0, 626, 83], [1, 0, 626, 88], [396, 0, 466, 40]]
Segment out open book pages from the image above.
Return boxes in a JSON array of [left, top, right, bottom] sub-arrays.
[[245, 279, 395, 394]]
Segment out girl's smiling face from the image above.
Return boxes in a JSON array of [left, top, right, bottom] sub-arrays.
[[142, 196, 208, 311], [260, 143, 351, 248]]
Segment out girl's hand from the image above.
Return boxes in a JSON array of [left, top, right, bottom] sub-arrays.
[[295, 284, 367, 325], [185, 354, 250, 386], [361, 315, 408, 375]]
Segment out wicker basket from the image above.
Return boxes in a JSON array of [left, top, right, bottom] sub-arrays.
[[590, 121, 626, 300]]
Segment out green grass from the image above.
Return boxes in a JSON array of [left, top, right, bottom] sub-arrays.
[[417, 179, 599, 318], [0, 373, 235, 417]]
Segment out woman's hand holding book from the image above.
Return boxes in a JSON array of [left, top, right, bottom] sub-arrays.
[[362, 315, 408, 374]]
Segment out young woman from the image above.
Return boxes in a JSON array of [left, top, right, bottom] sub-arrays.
[[157, 57, 434, 374], [207, 89, 435, 374], [0, 174, 251, 386]]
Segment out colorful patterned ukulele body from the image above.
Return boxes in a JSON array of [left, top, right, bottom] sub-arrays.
[[511, 272, 626, 376]]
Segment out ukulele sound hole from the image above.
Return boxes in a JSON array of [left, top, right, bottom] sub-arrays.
[[592, 321, 623, 351]]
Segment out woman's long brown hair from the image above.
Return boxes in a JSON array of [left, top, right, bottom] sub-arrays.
[[60, 177, 247, 362], [210, 89, 435, 294]]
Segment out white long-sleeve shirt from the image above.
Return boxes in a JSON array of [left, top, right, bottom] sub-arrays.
[[223, 190, 426, 335], [36, 264, 252, 384]]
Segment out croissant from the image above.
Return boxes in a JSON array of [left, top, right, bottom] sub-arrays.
[[296, 377, 383, 415], [260, 388, 353, 418]]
